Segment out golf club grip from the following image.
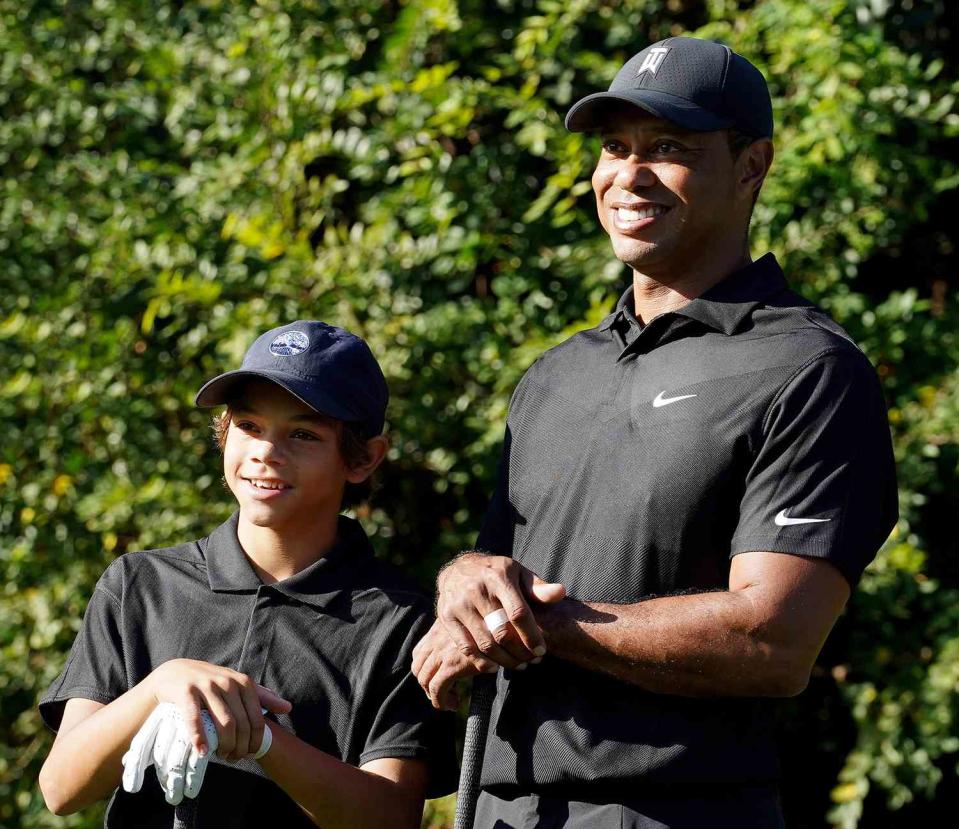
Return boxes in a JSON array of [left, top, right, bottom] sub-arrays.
[[173, 798, 197, 829], [454, 674, 496, 829]]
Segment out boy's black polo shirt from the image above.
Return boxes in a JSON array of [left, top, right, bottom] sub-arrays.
[[476, 253, 898, 795], [41, 513, 455, 827]]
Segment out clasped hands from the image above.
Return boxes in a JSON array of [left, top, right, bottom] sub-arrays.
[[411, 553, 565, 710], [121, 659, 291, 805]]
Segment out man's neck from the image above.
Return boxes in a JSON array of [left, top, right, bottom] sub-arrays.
[[631, 245, 752, 325], [236, 512, 339, 584]]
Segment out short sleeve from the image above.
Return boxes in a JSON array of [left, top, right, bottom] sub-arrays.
[[359, 607, 457, 798], [731, 349, 898, 587], [39, 576, 129, 731]]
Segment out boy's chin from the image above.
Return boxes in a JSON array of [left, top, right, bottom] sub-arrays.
[[238, 503, 290, 528]]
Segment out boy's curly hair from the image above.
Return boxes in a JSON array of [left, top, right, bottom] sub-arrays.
[[211, 408, 376, 509]]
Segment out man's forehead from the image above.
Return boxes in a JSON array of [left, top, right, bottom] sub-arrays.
[[594, 106, 702, 137]]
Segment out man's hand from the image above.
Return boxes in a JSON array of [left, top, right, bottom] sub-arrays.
[[435, 553, 565, 669], [146, 659, 291, 762], [411, 620, 498, 710]]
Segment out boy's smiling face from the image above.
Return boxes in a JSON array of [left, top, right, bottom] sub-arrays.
[[223, 379, 355, 532]]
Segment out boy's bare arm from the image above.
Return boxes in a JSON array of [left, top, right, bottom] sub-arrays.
[[39, 686, 157, 814], [260, 727, 428, 829]]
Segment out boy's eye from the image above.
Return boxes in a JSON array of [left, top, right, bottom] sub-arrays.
[[292, 429, 319, 441], [650, 140, 680, 154], [234, 420, 258, 432]]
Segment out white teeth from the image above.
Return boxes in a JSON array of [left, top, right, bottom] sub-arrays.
[[248, 479, 287, 490], [617, 205, 666, 222]]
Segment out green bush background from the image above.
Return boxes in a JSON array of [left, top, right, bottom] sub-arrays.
[[2, 0, 957, 826]]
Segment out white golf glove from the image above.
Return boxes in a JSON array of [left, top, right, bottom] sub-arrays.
[[121, 703, 272, 805]]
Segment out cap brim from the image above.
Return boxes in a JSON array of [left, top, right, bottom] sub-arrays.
[[195, 370, 357, 424], [565, 89, 734, 133]]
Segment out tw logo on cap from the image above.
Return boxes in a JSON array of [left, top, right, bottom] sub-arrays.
[[636, 46, 670, 77], [270, 331, 310, 356]]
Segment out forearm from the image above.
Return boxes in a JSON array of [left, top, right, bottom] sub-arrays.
[[39, 682, 157, 814], [259, 726, 423, 829], [535, 590, 811, 697]]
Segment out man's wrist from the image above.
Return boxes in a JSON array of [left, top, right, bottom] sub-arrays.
[[436, 549, 491, 589]]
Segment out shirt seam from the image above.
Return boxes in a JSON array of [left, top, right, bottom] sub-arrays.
[[359, 744, 433, 764], [729, 541, 855, 586], [42, 684, 117, 702], [95, 584, 122, 611], [759, 347, 848, 436]]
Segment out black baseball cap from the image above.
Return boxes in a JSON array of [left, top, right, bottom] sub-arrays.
[[566, 36, 773, 138], [195, 321, 389, 436]]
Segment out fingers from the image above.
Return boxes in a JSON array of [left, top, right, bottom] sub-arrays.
[[150, 660, 277, 761], [255, 684, 293, 715], [492, 569, 548, 657], [526, 573, 567, 605], [121, 704, 167, 793], [412, 620, 497, 680], [412, 622, 498, 711], [200, 709, 219, 756], [236, 677, 266, 760], [175, 690, 208, 755], [191, 672, 255, 760], [417, 648, 475, 711], [442, 605, 529, 669], [184, 745, 209, 800], [160, 718, 192, 806], [436, 555, 551, 667], [184, 710, 217, 799]]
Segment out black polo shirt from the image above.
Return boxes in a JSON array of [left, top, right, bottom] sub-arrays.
[[40, 513, 456, 827], [476, 253, 897, 794]]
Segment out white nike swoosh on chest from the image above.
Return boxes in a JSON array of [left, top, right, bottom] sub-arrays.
[[774, 509, 832, 526], [652, 391, 697, 408]]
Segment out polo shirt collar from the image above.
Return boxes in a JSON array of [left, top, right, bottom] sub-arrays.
[[676, 253, 787, 335], [598, 253, 788, 339], [204, 512, 373, 608]]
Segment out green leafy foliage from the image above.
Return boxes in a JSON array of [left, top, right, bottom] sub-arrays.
[[1, 1, 956, 826]]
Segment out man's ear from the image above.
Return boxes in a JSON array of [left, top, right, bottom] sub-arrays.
[[739, 138, 774, 199], [345, 434, 389, 484]]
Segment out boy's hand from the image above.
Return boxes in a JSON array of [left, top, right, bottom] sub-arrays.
[[122, 704, 219, 804], [148, 659, 291, 761]]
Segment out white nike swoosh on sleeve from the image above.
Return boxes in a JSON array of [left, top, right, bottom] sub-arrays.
[[774, 509, 832, 526]]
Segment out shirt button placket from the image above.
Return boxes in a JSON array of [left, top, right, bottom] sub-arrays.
[[237, 586, 277, 683]]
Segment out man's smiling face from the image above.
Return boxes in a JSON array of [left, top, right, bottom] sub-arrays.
[[591, 108, 747, 277]]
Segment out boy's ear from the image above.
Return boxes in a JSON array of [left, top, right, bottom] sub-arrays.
[[344, 435, 389, 484]]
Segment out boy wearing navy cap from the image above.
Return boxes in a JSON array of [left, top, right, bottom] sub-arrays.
[[39, 321, 455, 828]]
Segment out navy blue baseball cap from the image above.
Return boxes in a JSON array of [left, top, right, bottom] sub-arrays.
[[566, 36, 773, 138], [195, 321, 389, 436]]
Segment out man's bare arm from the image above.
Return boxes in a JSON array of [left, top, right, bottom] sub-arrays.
[[419, 550, 849, 705], [533, 551, 850, 697]]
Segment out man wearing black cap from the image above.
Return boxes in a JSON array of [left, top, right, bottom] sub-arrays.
[[39, 321, 455, 827], [413, 37, 897, 826]]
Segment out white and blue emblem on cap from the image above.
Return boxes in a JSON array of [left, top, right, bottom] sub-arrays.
[[270, 330, 310, 357]]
